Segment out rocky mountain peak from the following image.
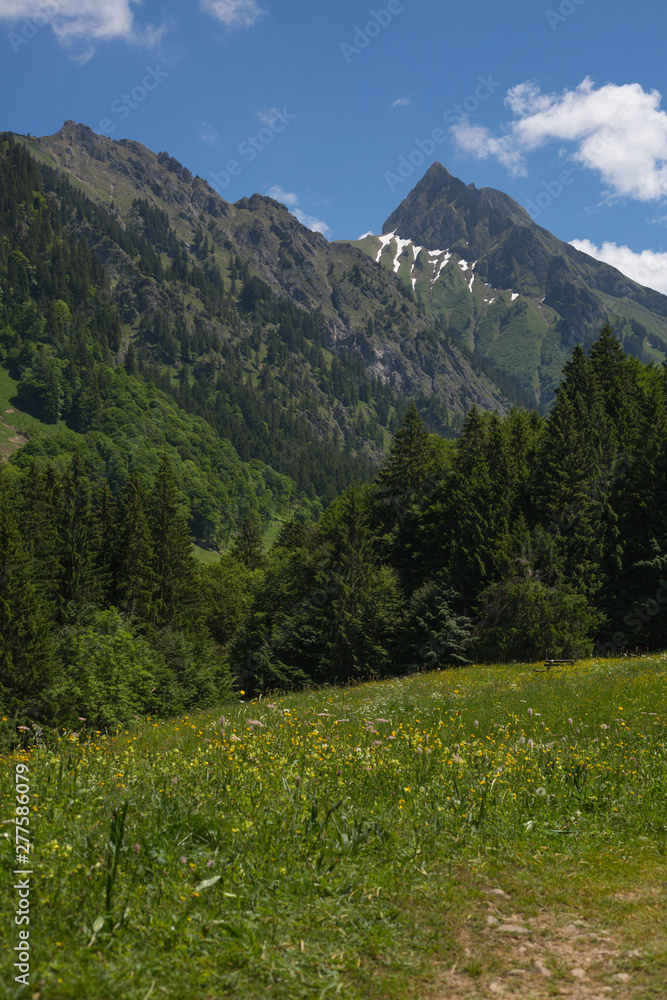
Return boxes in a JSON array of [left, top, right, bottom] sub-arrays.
[[383, 161, 532, 258]]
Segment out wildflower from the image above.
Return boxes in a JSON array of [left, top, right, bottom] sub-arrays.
[[528, 708, 533, 718], [133, 844, 141, 854], [180, 856, 187, 865], [536, 787, 547, 797], [474, 720, 479, 728], [528, 738, 534, 750], [206, 860, 214, 868], [541, 720, 545, 730], [568, 718, 573, 726]]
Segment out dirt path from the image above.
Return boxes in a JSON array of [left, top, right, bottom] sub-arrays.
[[433, 887, 654, 1000]]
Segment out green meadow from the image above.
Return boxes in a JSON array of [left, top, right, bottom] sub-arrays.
[[2, 655, 666, 999]]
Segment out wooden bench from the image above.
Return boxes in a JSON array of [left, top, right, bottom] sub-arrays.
[[533, 659, 575, 673]]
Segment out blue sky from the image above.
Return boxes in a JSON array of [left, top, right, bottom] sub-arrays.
[[3, 0, 667, 292]]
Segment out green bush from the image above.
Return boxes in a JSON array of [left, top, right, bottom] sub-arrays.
[[46, 609, 163, 730]]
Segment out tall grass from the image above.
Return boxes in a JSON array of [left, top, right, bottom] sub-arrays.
[[1, 655, 666, 998]]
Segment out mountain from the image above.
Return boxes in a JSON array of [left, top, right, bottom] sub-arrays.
[[14, 123, 519, 422], [0, 125, 527, 545], [346, 162, 667, 407]]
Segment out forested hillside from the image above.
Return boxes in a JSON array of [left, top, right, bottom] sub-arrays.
[[0, 130, 529, 532], [224, 326, 667, 695], [4, 324, 666, 730], [0, 132, 367, 529]]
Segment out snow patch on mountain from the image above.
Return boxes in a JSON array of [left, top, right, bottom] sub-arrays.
[[410, 244, 423, 290], [376, 232, 396, 262], [434, 251, 451, 282], [393, 236, 413, 273]]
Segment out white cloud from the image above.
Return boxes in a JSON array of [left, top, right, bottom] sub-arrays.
[[294, 209, 331, 237], [358, 230, 375, 239], [199, 0, 267, 29], [0, 0, 165, 51], [570, 238, 667, 295], [391, 97, 411, 109], [198, 122, 223, 148], [450, 121, 525, 176], [452, 78, 667, 201], [266, 184, 299, 207], [265, 185, 331, 237]]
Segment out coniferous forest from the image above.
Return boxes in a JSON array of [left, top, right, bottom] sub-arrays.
[[3, 324, 667, 728], [2, 132, 667, 730]]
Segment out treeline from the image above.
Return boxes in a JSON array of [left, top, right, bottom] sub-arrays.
[[0, 455, 234, 729]]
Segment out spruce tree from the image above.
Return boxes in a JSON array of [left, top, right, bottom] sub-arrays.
[[58, 453, 101, 616], [113, 473, 155, 620], [20, 463, 63, 626], [149, 454, 198, 629], [375, 401, 439, 515], [0, 471, 52, 713], [232, 516, 266, 570]]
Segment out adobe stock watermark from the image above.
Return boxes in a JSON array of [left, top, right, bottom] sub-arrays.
[[13, 762, 32, 988], [208, 108, 296, 194], [97, 66, 170, 137], [340, 0, 413, 63], [7, 0, 60, 53], [526, 169, 575, 221], [545, 0, 588, 31], [384, 75, 501, 192]]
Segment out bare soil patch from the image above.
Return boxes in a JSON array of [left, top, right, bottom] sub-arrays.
[[432, 886, 656, 1000], [0, 414, 27, 461]]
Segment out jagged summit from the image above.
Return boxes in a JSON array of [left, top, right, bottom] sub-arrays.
[[383, 162, 532, 259], [351, 163, 667, 406]]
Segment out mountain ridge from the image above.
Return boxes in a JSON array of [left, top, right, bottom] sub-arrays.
[[346, 160, 667, 406], [12, 123, 519, 420]]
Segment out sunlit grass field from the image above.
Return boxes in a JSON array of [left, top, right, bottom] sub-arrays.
[[2, 656, 667, 999]]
